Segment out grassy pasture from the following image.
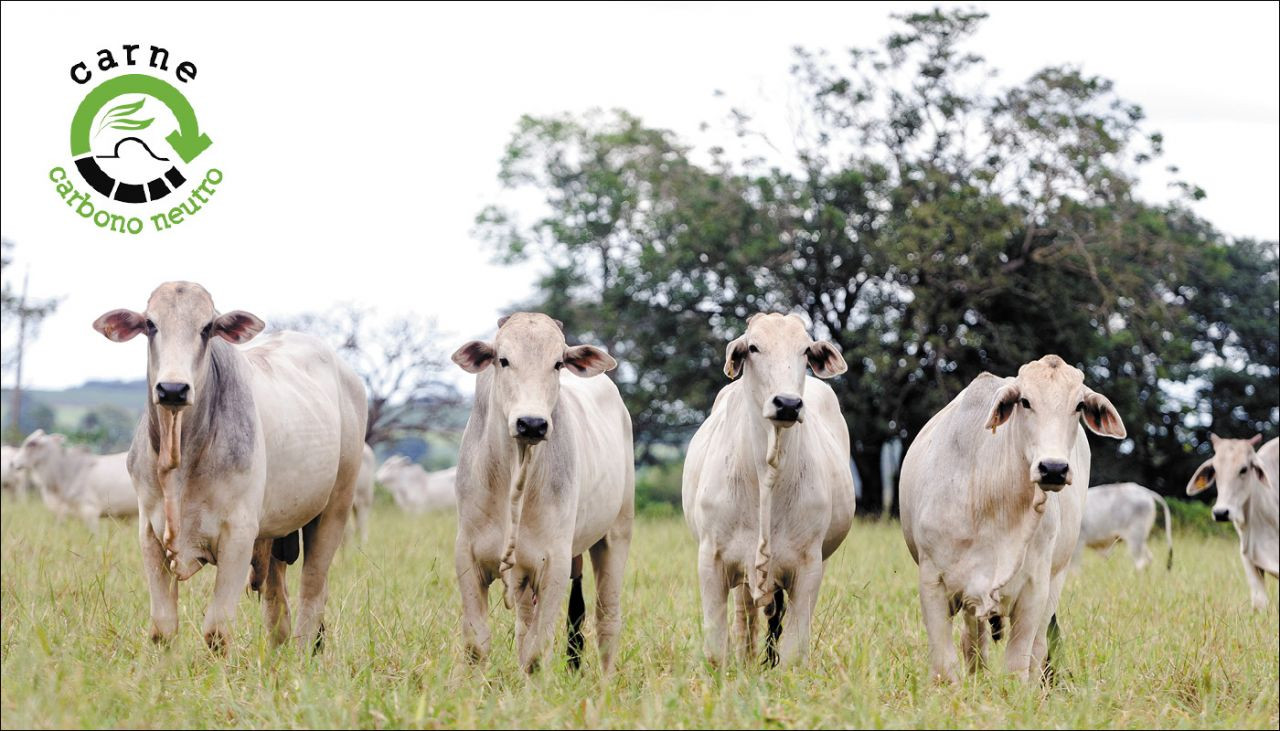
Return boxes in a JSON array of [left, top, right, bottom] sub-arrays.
[[1, 498, 1276, 729]]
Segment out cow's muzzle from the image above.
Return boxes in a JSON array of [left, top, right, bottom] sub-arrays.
[[1035, 459, 1070, 490], [768, 395, 804, 426], [514, 416, 548, 444], [155, 381, 191, 407], [1212, 508, 1230, 523]]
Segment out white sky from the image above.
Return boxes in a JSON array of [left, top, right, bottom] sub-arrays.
[[2, 1, 1277, 390]]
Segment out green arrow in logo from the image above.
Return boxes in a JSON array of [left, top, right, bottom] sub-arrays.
[[70, 74, 211, 164]]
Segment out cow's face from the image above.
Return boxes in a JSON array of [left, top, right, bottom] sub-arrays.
[[13, 430, 66, 493], [452, 313, 615, 445], [1187, 434, 1269, 523], [985, 355, 1125, 490], [723, 313, 846, 428], [93, 282, 264, 411]]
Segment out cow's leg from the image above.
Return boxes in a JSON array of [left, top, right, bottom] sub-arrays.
[[80, 503, 102, 533], [296, 497, 351, 653], [355, 503, 370, 544], [961, 610, 989, 673], [1241, 554, 1269, 611], [697, 541, 730, 668], [262, 555, 292, 646], [519, 553, 570, 674], [589, 523, 632, 674], [455, 542, 492, 663], [203, 525, 256, 652], [1130, 537, 1152, 571], [918, 567, 959, 682], [1006, 578, 1049, 681], [513, 569, 536, 661], [731, 584, 758, 664], [779, 555, 824, 666], [1032, 571, 1067, 683], [140, 519, 179, 643]]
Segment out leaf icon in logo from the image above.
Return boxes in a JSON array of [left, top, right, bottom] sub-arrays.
[[95, 97, 155, 137]]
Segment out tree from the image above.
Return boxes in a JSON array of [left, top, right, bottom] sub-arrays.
[[272, 306, 461, 448]]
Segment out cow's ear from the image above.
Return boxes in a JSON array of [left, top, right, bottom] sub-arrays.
[[564, 345, 616, 377], [1249, 434, 1263, 447], [984, 383, 1021, 433], [1250, 459, 1272, 490], [1079, 387, 1126, 439], [807, 340, 847, 379], [214, 310, 265, 344], [1186, 458, 1215, 495], [724, 336, 748, 380], [452, 341, 495, 373], [93, 309, 146, 342]]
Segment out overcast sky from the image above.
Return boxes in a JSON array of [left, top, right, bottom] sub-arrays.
[[2, 1, 1277, 390]]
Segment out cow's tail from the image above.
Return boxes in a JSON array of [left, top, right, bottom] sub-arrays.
[[566, 554, 585, 670], [989, 614, 1004, 642], [1147, 487, 1174, 570], [763, 588, 786, 668]]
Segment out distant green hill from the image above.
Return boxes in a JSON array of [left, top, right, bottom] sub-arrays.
[[1, 380, 145, 437]]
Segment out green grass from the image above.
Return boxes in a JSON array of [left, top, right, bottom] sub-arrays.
[[1, 498, 1276, 729]]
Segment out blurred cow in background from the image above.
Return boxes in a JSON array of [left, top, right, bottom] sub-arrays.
[[2, 444, 33, 499], [1075, 482, 1173, 571], [1187, 434, 1279, 610], [375, 455, 456, 513], [11, 429, 135, 529]]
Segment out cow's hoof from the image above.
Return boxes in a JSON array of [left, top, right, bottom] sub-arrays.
[[149, 628, 175, 646], [204, 628, 229, 655]]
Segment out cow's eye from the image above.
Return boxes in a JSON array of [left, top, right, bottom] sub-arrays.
[[201, 322, 213, 339], [1075, 402, 1085, 412], [748, 344, 759, 354], [554, 361, 564, 371], [1239, 466, 1248, 475], [1020, 398, 1031, 410], [145, 319, 157, 335], [498, 357, 510, 368]]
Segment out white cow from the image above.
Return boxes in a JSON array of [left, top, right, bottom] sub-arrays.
[[94, 281, 367, 652], [1074, 482, 1173, 571], [2, 444, 31, 498], [12, 429, 135, 527], [451, 312, 634, 673], [348, 444, 376, 544], [900, 355, 1126, 682], [374, 455, 457, 512], [1187, 434, 1278, 610], [682, 313, 855, 667]]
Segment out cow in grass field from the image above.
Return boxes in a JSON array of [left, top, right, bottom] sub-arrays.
[[682, 313, 855, 668], [94, 281, 367, 652], [451, 313, 634, 673], [900, 355, 1126, 683], [1187, 434, 1278, 610], [1074, 482, 1173, 571], [12, 429, 135, 528]]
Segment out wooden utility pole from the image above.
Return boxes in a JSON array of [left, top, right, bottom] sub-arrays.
[[8, 269, 28, 434]]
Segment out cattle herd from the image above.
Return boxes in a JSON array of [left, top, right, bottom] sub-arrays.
[[0, 282, 1276, 683]]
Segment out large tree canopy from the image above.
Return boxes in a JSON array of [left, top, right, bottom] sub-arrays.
[[479, 9, 1279, 508]]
